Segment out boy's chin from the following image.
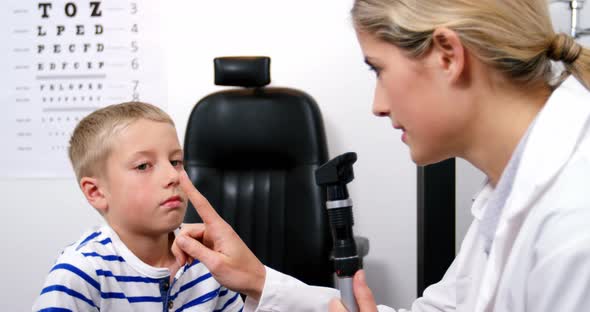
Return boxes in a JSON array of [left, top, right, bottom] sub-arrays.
[[153, 219, 185, 235], [169, 219, 184, 232], [166, 207, 187, 230]]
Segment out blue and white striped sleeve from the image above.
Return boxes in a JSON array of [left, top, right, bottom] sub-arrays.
[[32, 252, 101, 311], [214, 286, 244, 312]]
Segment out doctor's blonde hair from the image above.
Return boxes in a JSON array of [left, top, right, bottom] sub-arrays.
[[351, 0, 590, 89], [68, 102, 174, 181]]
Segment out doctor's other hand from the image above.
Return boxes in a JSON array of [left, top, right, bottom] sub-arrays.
[[329, 270, 378, 312], [172, 171, 266, 301]]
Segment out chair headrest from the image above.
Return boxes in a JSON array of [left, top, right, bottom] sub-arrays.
[[184, 88, 328, 169], [214, 57, 271, 87]]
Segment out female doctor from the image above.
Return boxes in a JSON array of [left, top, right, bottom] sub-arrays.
[[173, 0, 590, 311]]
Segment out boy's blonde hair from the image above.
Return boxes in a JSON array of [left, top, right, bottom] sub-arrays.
[[68, 102, 174, 181], [351, 0, 590, 89]]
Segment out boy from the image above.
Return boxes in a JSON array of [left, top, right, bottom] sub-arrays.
[[33, 102, 243, 311]]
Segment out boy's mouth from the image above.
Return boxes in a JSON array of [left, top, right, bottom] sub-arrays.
[[161, 195, 183, 208]]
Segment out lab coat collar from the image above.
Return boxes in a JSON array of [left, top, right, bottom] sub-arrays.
[[476, 76, 590, 311], [471, 180, 492, 221]]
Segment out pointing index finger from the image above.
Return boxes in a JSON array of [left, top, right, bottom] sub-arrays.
[[180, 170, 222, 224]]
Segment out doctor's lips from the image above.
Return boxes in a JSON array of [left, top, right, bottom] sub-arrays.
[[161, 195, 184, 208], [394, 124, 407, 142]]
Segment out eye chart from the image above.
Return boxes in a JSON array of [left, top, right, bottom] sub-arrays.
[[1, 1, 167, 178]]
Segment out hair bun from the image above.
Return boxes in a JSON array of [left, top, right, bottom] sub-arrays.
[[548, 33, 582, 64]]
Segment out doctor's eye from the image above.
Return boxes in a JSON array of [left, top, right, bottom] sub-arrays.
[[367, 64, 381, 77]]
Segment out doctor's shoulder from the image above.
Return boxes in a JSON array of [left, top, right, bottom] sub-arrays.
[[511, 143, 590, 309], [524, 141, 590, 264]]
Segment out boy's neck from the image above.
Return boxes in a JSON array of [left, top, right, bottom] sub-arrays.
[[113, 226, 179, 270]]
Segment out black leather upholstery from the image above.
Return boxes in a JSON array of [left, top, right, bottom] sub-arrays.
[[214, 57, 271, 87], [184, 57, 333, 287]]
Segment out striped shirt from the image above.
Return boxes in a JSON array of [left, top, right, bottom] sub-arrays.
[[33, 225, 243, 312]]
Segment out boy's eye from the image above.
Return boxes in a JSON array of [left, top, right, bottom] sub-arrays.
[[171, 160, 183, 167], [136, 163, 151, 171]]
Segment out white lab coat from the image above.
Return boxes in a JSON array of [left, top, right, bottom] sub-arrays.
[[243, 76, 590, 312]]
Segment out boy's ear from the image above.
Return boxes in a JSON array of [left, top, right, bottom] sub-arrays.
[[80, 177, 108, 214], [431, 27, 467, 84]]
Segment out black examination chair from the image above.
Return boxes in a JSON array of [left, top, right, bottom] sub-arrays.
[[183, 56, 334, 287]]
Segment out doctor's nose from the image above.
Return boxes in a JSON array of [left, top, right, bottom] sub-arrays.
[[372, 84, 390, 117]]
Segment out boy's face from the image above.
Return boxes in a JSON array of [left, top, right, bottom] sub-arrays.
[[100, 118, 187, 237]]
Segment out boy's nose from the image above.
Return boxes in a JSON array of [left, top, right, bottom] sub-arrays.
[[164, 165, 180, 188]]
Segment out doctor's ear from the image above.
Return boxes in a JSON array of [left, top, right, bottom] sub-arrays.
[[80, 177, 108, 213], [431, 27, 467, 84]]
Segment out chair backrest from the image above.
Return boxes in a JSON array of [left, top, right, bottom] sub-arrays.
[[183, 56, 333, 287]]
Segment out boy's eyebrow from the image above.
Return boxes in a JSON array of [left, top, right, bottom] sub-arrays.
[[129, 149, 183, 158], [130, 150, 154, 157]]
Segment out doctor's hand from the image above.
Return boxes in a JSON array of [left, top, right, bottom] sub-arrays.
[[172, 171, 266, 300], [329, 270, 378, 312]]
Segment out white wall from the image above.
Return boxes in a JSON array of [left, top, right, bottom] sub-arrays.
[[1, 1, 417, 310]]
